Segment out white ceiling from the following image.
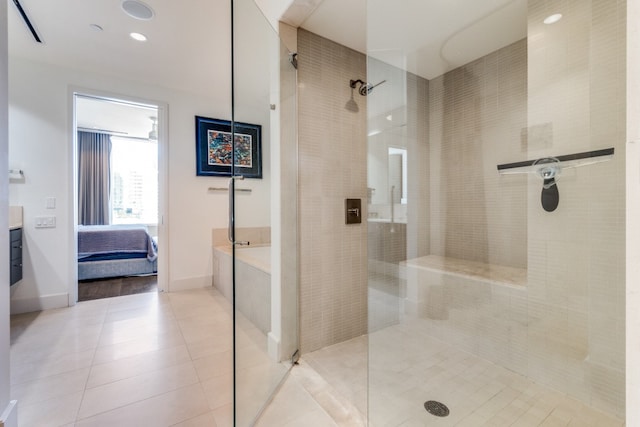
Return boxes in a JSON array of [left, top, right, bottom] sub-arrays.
[[300, 0, 527, 80], [8, 0, 528, 135], [76, 96, 157, 140], [8, 0, 231, 96]]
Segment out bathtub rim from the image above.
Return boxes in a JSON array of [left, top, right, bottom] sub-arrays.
[[214, 243, 271, 274]]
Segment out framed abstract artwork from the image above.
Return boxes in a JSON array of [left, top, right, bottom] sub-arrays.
[[195, 116, 262, 178]]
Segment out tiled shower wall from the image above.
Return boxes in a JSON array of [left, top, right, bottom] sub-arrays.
[[297, 29, 368, 353], [412, 38, 532, 388], [429, 39, 528, 269], [525, 0, 626, 416]]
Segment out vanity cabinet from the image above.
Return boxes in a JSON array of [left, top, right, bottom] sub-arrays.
[[10, 228, 22, 286], [367, 221, 406, 263]]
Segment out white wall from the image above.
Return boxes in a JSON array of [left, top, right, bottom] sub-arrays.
[[8, 56, 271, 313], [0, 1, 15, 425]]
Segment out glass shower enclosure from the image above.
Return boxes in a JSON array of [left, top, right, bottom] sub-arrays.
[[230, 0, 298, 425], [366, 0, 626, 425]]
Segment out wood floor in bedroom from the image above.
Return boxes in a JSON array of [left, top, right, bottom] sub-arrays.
[[78, 275, 158, 301]]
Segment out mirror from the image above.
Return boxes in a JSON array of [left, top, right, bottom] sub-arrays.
[[366, 142, 407, 208], [388, 147, 406, 204]]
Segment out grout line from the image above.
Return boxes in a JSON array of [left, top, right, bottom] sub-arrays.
[[74, 297, 109, 424]]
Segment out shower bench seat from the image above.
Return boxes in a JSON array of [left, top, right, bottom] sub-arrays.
[[401, 255, 526, 288], [399, 255, 527, 319]]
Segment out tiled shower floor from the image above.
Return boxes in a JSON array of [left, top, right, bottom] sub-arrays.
[[288, 330, 624, 426]]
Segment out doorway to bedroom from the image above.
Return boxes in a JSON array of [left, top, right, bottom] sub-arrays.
[[74, 93, 164, 302]]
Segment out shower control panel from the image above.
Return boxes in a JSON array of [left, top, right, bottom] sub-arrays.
[[345, 199, 362, 224]]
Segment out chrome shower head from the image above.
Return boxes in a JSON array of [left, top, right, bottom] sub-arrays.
[[359, 83, 374, 96], [350, 79, 386, 96]]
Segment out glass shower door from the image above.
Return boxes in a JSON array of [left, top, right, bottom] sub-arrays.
[[231, 0, 298, 425], [366, 0, 626, 425]]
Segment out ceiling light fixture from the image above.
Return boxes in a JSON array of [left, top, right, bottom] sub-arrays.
[[121, 0, 155, 20], [543, 13, 563, 25], [130, 32, 147, 42], [386, 115, 393, 121]]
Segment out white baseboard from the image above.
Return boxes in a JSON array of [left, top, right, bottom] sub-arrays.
[[268, 332, 280, 362], [168, 275, 212, 292], [0, 400, 18, 427], [10, 293, 68, 315]]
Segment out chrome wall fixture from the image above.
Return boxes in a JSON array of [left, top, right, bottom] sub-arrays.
[[497, 148, 614, 212], [349, 79, 386, 96]]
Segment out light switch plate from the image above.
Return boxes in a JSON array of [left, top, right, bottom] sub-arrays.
[[35, 216, 56, 228]]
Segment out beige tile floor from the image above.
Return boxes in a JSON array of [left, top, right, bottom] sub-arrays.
[[10, 287, 285, 427], [10, 287, 626, 426]]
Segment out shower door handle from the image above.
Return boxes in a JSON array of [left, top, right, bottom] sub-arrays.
[[228, 176, 250, 246]]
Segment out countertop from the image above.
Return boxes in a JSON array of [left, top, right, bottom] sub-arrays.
[[9, 206, 23, 230], [367, 218, 407, 224]]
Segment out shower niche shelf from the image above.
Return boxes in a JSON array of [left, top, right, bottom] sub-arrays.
[[497, 148, 614, 212]]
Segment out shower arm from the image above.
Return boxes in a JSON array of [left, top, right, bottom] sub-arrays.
[[369, 80, 387, 91]]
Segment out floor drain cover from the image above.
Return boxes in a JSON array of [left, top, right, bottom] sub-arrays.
[[424, 400, 450, 417]]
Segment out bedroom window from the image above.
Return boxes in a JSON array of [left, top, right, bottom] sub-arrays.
[[110, 136, 158, 225]]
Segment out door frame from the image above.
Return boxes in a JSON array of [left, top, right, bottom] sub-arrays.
[[68, 88, 170, 304]]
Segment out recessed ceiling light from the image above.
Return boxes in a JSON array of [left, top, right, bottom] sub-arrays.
[[130, 32, 147, 42], [121, 0, 155, 20], [89, 24, 103, 32], [543, 13, 563, 25], [386, 115, 393, 121]]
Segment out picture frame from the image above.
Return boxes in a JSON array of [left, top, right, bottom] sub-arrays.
[[195, 116, 262, 178]]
